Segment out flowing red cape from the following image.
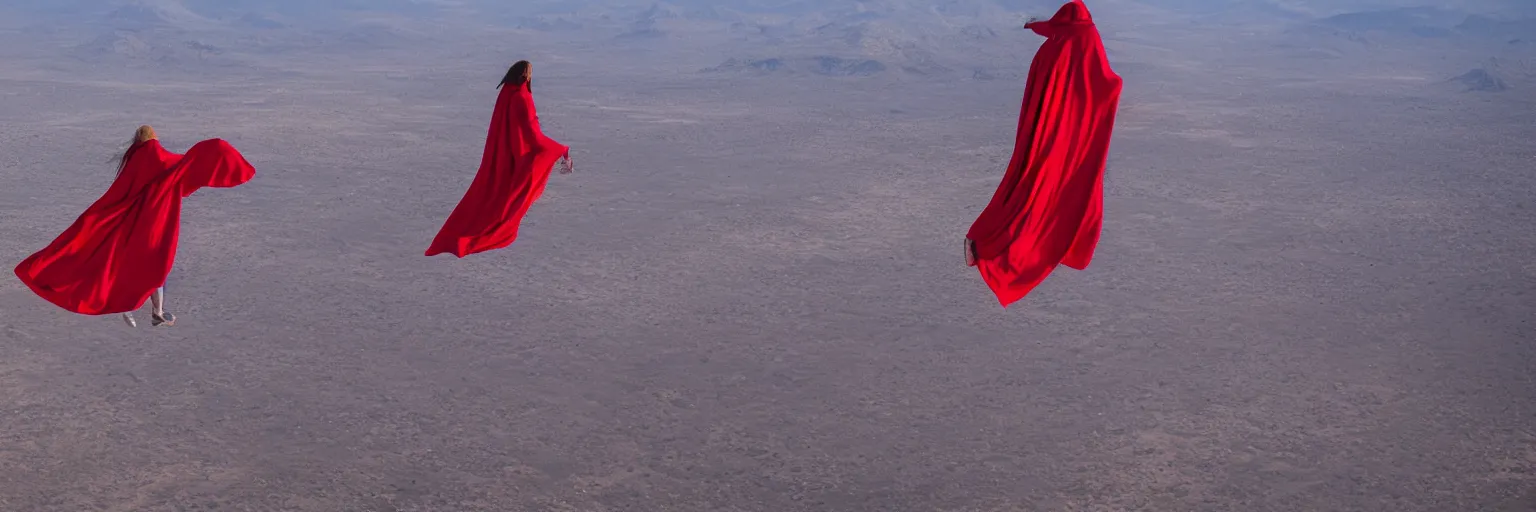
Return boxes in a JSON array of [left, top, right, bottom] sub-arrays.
[[14, 139, 256, 315], [426, 81, 570, 258], [967, 0, 1123, 307]]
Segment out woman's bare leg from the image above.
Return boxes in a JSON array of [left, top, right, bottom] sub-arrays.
[[150, 286, 174, 326], [150, 286, 165, 317]]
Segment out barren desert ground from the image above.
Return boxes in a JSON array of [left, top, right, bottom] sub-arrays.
[[1, 1, 1534, 510]]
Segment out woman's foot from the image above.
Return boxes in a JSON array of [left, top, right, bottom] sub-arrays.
[[151, 312, 175, 327], [122, 312, 138, 327]]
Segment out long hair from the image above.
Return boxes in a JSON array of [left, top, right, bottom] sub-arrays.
[[497, 60, 531, 90], [114, 125, 157, 178]]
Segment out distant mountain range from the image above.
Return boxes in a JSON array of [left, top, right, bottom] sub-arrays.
[[9, 0, 1532, 84]]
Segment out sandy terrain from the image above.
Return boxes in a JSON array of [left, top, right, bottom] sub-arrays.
[[0, 1, 1533, 510]]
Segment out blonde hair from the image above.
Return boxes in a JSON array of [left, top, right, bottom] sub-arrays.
[[133, 125, 157, 144], [115, 125, 158, 177]]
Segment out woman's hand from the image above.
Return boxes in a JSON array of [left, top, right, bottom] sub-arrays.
[[558, 154, 574, 174], [964, 238, 978, 267]]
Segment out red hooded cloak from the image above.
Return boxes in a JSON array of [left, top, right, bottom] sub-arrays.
[[425, 80, 570, 258], [967, 0, 1123, 307], [14, 138, 256, 315]]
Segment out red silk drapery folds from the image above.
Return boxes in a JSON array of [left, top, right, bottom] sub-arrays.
[[15, 139, 256, 315], [967, 0, 1123, 307], [426, 81, 569, 258]]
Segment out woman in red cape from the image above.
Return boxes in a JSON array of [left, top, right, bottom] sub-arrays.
[[965, 0, 1123, 307], [13, 125, 256, 326], [426, 60, 574, 258]]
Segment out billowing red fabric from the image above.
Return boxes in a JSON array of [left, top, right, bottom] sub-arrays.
[[14, 139, 256, 315], [967, 0, 1122, 307], [426, 81, 570, 257]]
